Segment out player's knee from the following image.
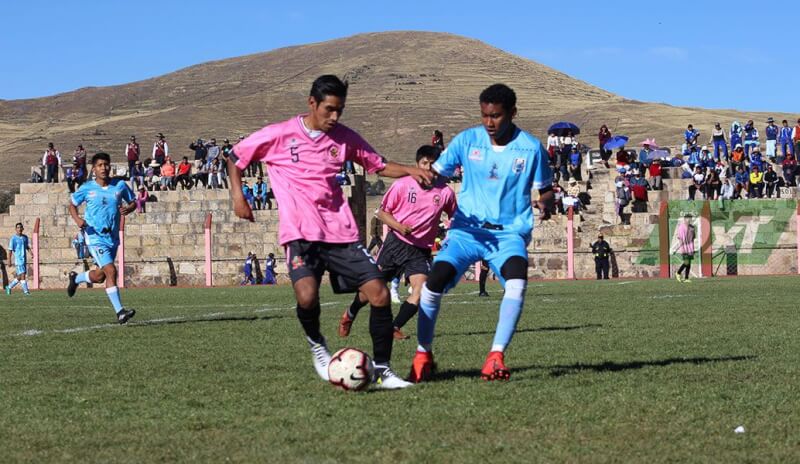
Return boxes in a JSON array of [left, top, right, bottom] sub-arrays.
[[500, 256, 528, 281], [296, 290, 319, 309], [364, 281, 390, 307], [425, 262, 457, 293]]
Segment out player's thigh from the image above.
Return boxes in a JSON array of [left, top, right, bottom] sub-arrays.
[[485, 233, 529, 286], [285, 240, 324, 306], [324, 242, 384, 296], [432, 228, 485, 292]]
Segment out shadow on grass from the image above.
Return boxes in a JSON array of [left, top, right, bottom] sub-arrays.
[[427, 354, 756, 382], [130, 314, 282, 329], [440, 324, 603, 338]]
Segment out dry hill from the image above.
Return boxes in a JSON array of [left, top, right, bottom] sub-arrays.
[[0, 31, 794, 188]]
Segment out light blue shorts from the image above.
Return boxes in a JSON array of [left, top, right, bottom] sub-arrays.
[[14, 260, 27, 276], [434, 227, 528, 291], [85, 234, 118, 268]]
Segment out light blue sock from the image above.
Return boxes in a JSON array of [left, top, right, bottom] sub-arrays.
[[417, 284, 442, 351], [8, 279, 19, 290], [75, 271, 91, 285], [21, 281, 29, 293], [105, 287, 124, 313], [491, 279, 527, 352]]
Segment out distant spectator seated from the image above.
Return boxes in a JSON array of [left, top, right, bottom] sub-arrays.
[[563, 179, 581, 212], [730, 144, 746, 171], [160, 160, 176, 190], [748, 165, 764, 198], [552, 180, 564, 214], [253, 177, 272, 210], [629, 170, 649, 212], [749, 146, 765, 172], [615, 180, 631, 224], [374, 178, 386, 194], [686, 145, 701, 170], [688, 167, 705, 200], [782, 153, 797, 186], [734, 165, 749, 198], [615, 147, 629, 168], [705, 169, 721, 200], [130, 160, 145, 190], [176, 157, 193, 190], [66, 161, 86, 193], [262, 253, 277, 285], [135, 186, 149, 213], [648, 159, 662, 190], [681, 160, 694, 179], [764, 164, 780, 198], [148, 162, 161, 190], [242, 181, 256, 209], [720, 178, 735, 200], [568, 146, 582, 181]]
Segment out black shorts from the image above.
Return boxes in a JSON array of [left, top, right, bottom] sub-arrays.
[[285, 240, 383, 294], [376, 231, 432, 281]]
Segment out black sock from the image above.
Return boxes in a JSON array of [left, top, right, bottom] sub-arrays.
[[392, 301, 418, 329], [684, 265, 691, 279], [677, 264, 686, 275], [369, 304, 393, 366], [348, 293, 368, 319], [296, 303, 323, 343]]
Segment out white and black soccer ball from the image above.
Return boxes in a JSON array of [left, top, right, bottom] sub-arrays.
[[328, 348, 374, 392]]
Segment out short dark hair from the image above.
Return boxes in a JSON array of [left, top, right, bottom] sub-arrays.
[[91, 152, 111, 165], [15, 222, 23, 228], [310, 75, 348, 103], [416, 145, 441, 163], [479, 84, 516, 113]]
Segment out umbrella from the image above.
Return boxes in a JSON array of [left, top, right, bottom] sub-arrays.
[[548, 122, 580, 137], [643, 149, 670, 162], [640, 138, 658, 147], [603, 135, 628, 151]]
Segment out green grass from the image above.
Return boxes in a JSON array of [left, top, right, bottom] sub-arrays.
[[2, 277, 799, 463]]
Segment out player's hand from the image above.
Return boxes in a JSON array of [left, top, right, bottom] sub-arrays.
[[408, 167, 434, 187], [538, 203, 552, 222], [232, 195, 255, 222], [75, 218, 87, 229], [398, 224, 414, 235], [120, 203, 136, 216]]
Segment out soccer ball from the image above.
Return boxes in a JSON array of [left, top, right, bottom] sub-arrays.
[[328, 348, 374, 392]]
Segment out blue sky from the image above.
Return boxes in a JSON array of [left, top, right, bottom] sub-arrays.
[[1, 0, 795, 112]]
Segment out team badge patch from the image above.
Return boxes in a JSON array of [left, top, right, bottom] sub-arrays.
[[488, 163, 499, 180], [291, 255, 305, 270], [469, 149, 483, 161], [329, 146, 339, 158], [513, 158, 526, 174], [433, 195, 441, 206]]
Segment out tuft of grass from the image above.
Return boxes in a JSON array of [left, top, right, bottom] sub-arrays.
[[1, 276, 799, 462]]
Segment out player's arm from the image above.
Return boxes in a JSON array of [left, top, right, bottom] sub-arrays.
[[227, 156, 254, 222], [68, 203, 87, 229], [376, 162, 432, 186], [376, 209, 413, 236], [536, 186, 555, 221]]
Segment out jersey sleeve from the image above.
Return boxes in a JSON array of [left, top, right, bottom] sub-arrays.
[[432, 132, 464, 177], [120, 182, 135, 203], [71, 184, 88, 206], [348, 132, 386, 174], [232, 125, 278, 170], [530, 142, 554, 190], [442, 187, 457, 218], [379, 181, 404, 214]]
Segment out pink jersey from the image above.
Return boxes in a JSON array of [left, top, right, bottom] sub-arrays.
[[234, 115, 386, 245], [380, 177, 456, 249]]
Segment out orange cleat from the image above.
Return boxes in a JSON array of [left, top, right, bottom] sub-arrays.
[[408, 350, 436, 383], [393, 327, 410, 340], [480, 351, 510, 381], [338, 310, 353, 338]]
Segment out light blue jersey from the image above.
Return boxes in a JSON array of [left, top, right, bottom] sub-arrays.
[[9, 234, 29, 267], [432, 125, 552, 242], [71, 179, 134, 249]]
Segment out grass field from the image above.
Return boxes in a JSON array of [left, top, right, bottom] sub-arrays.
[[1, 276, 799, 463]]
